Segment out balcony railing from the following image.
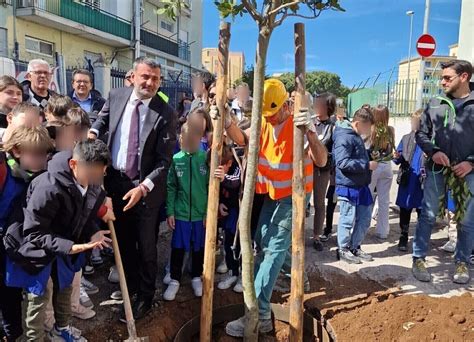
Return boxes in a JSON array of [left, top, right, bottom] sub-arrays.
[[16, 0, 131, 40], [141, 28, 179, 58]]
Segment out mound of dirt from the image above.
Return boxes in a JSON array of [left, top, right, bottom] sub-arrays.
[[331, 292, 474, 341]]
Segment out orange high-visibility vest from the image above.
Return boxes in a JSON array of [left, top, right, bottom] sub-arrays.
[[256, 116, 313, 200]]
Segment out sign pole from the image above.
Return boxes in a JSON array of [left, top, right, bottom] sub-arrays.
[[416, 0, 431, 110]]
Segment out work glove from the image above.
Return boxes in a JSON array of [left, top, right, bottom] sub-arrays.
[[294, 107, 316, 133], [210, 105, 232, 129]]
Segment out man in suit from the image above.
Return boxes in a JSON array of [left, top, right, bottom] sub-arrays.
[[88, 57, 177, 320]]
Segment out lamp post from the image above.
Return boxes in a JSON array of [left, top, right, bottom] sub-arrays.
[[405, 10, 415, 115]]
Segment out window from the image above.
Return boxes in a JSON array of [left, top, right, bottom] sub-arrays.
[[425, 61, 432, 68], [25, 36, 54, 57], [76, 0, 100, 10], [0, 28, 7, 58], [161, 21, 174, 33]]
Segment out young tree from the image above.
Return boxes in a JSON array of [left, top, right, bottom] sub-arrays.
[[215, 1, 344, 340]]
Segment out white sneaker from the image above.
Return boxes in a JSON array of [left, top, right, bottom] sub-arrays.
[[217, 272, 238, 290], [216, 259, 228, 274], [191, 277, 203, 297], [110, 290, 122, 300], [163, 280, 180, 301], [163, 272, 171, 285], [83, 265, 94, 275], [81, 277, 98, 295], [72, 304, 96, 320], [233, 277, 243, 293], [108, 266, 119, 284], [441, 240, 456, 253], [225, 316, 273, 337], [79, 285, 93, 308]]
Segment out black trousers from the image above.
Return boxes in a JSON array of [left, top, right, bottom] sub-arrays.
[[170, 248, 204, 282], [400, 207, 421, 232], [104, 169, 160, 301], [0, 247, 22, 341], [224, 230, 240, 276], [324, 185, 337, 235]]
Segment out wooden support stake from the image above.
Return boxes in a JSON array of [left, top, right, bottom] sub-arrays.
[[200, 21, 231, 342], [289, 22, 306, 342]]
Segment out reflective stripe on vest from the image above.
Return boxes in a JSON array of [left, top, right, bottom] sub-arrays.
[[256, 116, 314, 200]]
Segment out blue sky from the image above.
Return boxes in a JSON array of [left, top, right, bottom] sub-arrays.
[[202, 0, 462, 88]]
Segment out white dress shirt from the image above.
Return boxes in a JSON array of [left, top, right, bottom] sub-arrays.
[[110, 91, 155, 191]]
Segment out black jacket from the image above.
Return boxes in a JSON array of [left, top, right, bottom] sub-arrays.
[[3, 151, 105, 272], [416, 83, 474, 166], [69, 89, 106, 124], [92, 87, 177, 208], [21, 80, 57, 109]]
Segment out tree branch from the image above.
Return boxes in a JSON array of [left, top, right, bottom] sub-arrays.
[[268, 0, 302, 17], [242, 0, 262, 23]]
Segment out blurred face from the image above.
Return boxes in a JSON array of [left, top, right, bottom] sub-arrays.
[[7, 109, 41, 129], [27, 63, 52, 94], [265, 103, 289, 126], [208, 86, 217, 105], [411, 116, 421, 132], [227, 88, 236, 101], [0, 85, 22, 112], [12, 147, 48, 173], [440, 67, 469, 96], [314, 97, 329, 120], [54, 125, 77, 151], [72, 73, 92, 98], [180, 131, 201, 154], [352, 120, 372, 136], [131, 63, 161, 99], [237, 86, 250, 103], [69, 159, 107, 188], [192, 76, 205, 97], [187, 113, 206, 136]]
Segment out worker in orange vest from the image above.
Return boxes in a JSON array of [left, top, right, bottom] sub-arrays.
[[212, 79, 327, 337]]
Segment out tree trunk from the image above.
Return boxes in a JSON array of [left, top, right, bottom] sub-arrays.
[[289, 23, 306, 342], [239, 25, 272, 342], [200, 21, 231, 342]]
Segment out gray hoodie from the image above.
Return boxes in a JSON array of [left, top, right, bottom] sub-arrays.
[[416, 82, 474, 167]]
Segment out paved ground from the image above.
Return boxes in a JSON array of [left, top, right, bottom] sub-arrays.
[[304, 168, 474, 299]]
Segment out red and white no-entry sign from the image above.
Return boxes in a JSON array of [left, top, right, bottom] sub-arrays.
[[416, 34, 436, 58]]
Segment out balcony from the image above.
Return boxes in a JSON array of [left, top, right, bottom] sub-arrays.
[[15, 0, 131, 47], [141, 28, 179, 58]]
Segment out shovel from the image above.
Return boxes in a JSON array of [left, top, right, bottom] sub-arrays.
[[108, 220, 149, 341]]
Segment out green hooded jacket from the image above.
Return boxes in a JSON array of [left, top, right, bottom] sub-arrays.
[[166, 150, 209, 221]]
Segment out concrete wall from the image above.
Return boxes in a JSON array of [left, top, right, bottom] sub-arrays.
[[458, 0, 474, 64], [189, 0, 203, 69]]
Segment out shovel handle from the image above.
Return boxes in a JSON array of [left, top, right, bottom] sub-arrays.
[[108, 220, 138, 339]]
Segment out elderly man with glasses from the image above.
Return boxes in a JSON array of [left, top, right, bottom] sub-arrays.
[[22, 59, 57, 110]]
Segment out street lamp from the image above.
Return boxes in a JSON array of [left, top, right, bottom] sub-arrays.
[[405, 10, 415, 115]]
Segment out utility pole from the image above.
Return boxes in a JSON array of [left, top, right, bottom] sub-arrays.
[[405, 10, 414, 115], [134, 0, 141, 59], [416, 0, 431, 111]]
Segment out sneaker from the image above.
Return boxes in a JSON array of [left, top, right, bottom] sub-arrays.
[[453, 262, 470, 284], [441, 240, 456, 253], [83, 265, 94, 275], [90, 249, 103, 266], [72, 304, 96, 320], [352, 248, 373, 262], [216, 259, 228, 274], [337, 248, 361, 264], [81, 277, 98, 295], [108, 266, 119, 284], [163, 280, 180, 301], [412, 258, 431, 282], [319, 234, 330, 242], [110, 290, 122, 300], [470, 254, 474, 266], [313, 239, 323, 251], [233, 276, 243, 293], [218, 272, 238, 290], [49, 325, 87, 341], [163, 272, 171, 285], [191, 277, 203, 297], [79, 285, 93, 308], [101, 247, 114, 257], [225, 316, 273, 337], [398, 235, 408, 252]]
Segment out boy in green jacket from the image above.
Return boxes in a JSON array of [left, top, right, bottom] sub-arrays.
[[164, 122, 209, 301]]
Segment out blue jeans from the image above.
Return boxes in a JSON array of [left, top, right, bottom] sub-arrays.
[[337, 197, 372, 249], [253, 195, 294, 320], [413, 170, 474, 263]]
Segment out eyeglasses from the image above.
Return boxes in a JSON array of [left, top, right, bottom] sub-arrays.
[[441, 75, 459, 82], [30, 70, 52, 77]]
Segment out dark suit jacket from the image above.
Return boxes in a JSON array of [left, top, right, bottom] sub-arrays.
[[92, 87, 177, 208]]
